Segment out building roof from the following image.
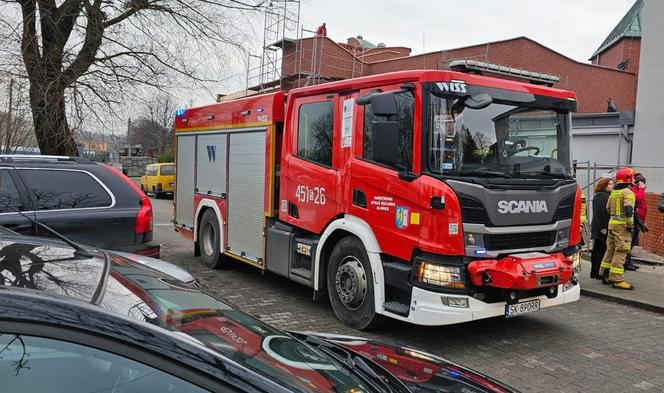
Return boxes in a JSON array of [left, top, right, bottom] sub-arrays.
[[591, 0, 643, 59]]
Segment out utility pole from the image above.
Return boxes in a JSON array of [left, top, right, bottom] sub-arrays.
[[127, 118, 132, 157]]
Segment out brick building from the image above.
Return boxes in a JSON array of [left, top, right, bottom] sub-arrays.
[[276, 34, 638, 114]]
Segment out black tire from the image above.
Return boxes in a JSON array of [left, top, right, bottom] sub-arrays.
[[327, 236, 382, 330], [198, 209, 229, 269]]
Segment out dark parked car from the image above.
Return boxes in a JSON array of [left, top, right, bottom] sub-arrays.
[[0, 155, 158, 256], [0, 234, 516, 393]]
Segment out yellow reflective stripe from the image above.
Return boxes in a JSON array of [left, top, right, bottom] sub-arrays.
[[609, 219, 627, 225], [610, 267, 625, 275], [600, 262, 612, 269]]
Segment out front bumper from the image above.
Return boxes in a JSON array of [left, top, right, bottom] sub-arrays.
[[389, 282, 580, 326]]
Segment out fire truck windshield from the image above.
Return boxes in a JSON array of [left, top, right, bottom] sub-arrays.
[[425, 83, 573, 180]]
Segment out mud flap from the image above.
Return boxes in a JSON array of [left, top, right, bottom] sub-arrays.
[[467, 252, 574, 290]]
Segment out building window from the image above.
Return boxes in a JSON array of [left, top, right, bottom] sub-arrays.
[[297, 101, 334, 166], [362, 91, 415, 170]]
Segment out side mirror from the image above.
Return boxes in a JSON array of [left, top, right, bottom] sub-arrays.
[[371, 121, 400, 167], [464, 93, 493, 110], [358, 91, 398, 116]]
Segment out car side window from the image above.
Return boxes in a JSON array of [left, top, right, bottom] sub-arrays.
[[0, 170, 25, 212], [297, 101, 334, 167], [160, 165, 174, 176], [20, 169, 112, 210], [0, 334, 210, 392], [362, 91, 415, 170]]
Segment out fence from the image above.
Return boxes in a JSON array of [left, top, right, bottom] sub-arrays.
[[576, 162, 664, 256]]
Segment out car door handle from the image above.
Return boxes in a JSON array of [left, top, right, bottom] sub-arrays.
[[352, 189, 367, 208]]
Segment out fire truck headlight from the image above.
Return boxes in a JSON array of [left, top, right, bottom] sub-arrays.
[[570, 251, 581, 273], [416, 263, 466, 289]]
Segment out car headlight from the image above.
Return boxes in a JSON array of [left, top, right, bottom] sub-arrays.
[[416, 262, 466, 289]]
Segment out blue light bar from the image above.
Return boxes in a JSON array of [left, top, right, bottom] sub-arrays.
[[474, 248, 487, 255], [175, 108, 187, 117]]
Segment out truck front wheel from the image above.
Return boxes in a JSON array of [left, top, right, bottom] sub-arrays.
[[327, 236, 382, 330], [199, 209, 229, 269]]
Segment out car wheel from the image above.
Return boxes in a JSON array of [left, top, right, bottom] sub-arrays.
[[327, 236, 382, 330], [199, 209, 229, 269]]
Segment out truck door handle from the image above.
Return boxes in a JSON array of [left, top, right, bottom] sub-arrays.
[[353, 189, 367, 208], [430, 196, 445, 209], [288, 202, 299, 218]]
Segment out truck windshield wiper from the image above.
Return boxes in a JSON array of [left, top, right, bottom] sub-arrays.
[[458, 169, 513, 178], [519, 171, 569, 179], [303, 335, 410, 393]]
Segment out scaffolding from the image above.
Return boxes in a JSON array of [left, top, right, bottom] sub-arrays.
[[246, 2, 371, 94]]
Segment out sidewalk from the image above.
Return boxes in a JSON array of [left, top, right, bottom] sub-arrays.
[[579, 247, 664, 313]]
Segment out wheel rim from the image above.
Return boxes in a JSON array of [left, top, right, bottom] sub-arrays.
[[335, 256, 367, 310], [202, 222, 216, 257]]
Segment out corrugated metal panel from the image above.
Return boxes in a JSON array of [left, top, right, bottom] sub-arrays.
[[176, 135, 196, 228], [196, 134, 227, 196], [227, 131, 266, 262]]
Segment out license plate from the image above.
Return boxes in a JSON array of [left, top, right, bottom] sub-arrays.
[[505, 299, 540, 318]]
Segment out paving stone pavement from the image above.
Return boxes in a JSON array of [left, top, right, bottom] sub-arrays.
[[152, 199, 664, 393]]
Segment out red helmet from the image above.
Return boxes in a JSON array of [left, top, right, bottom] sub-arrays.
[[615, 167, 635, 184]]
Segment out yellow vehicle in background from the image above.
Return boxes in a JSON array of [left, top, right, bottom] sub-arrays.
[[140, 163, 175, 198]]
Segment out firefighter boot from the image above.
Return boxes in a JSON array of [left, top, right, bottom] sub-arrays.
[[612, 281, 634, 290], [601, 269, 611, 285]]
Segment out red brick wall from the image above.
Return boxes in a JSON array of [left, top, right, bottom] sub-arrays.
[[591, 38, 641, 74], [366, 37, 637, 113], [640, 192, 664, 256]]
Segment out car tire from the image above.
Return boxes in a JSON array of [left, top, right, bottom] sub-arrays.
[[199, 209, 229, 269], [327, 236, 382, 330]]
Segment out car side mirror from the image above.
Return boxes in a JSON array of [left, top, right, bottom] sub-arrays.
[[358, 92, 398, 116], [464, 93, 493, 109], [371, 121, 400, 167]]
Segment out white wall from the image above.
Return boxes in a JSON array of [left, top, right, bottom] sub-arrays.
[[632, 0, 664, 166]]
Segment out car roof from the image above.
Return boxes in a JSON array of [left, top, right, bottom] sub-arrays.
[[0, 235, 107, 303], [0, 289, 285, 392]]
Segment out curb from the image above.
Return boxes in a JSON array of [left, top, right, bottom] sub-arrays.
[[581, 288, 664, 314], [632, 256, 664, 266]]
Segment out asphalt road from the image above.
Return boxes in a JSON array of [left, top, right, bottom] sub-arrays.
[[151, 197, 664, 393]]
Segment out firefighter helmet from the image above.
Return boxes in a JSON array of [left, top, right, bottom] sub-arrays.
[[615, 167, 635, 184]]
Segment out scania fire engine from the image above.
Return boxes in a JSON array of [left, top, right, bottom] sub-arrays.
[[174, 66, 583, 330]]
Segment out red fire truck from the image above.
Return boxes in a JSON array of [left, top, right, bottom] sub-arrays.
[[174, 67, 582, 330]]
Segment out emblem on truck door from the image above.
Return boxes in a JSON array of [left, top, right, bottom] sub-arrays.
[[497, 200, 548, 214], [206, 145, 216, 163]]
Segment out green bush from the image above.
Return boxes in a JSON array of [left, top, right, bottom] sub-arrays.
[[158, 149, 174, 163]]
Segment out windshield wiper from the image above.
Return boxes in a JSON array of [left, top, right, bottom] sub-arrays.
[[304, 335, 409, 393], [458, 169, 513, 178], [519, 171, 569, 179]]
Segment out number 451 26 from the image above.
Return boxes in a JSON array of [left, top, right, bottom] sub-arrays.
[[295, 185, 326, 205]]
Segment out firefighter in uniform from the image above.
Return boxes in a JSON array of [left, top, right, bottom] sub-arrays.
[[600, 167, 636, 290]]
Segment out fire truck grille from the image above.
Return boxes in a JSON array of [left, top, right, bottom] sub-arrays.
[[458, 195, 490, 225], [484, 231, 557, 251], [551, 194, 575, 222]]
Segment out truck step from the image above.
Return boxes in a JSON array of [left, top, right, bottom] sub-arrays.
[[291, 267, 312, 280], [383, 261, 412, 272], [383, 301, 410, 316]]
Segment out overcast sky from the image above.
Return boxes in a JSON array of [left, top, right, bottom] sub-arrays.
[[294, 0, 636, 63]]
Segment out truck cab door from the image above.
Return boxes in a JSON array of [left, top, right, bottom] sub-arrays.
[[280, 95, 340, 234], [347, 86, 422, 262]]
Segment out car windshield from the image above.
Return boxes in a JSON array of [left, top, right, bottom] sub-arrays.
[[103, 257, 372, 393], [425, 83, 573, 179]]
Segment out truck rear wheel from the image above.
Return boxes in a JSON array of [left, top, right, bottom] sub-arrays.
[[327, 236, 382, 330], [199, 209, 229, 269]]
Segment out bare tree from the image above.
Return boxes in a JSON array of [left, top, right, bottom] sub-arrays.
[[1, 0, 264, 155], [0, 78, 37, 154]]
